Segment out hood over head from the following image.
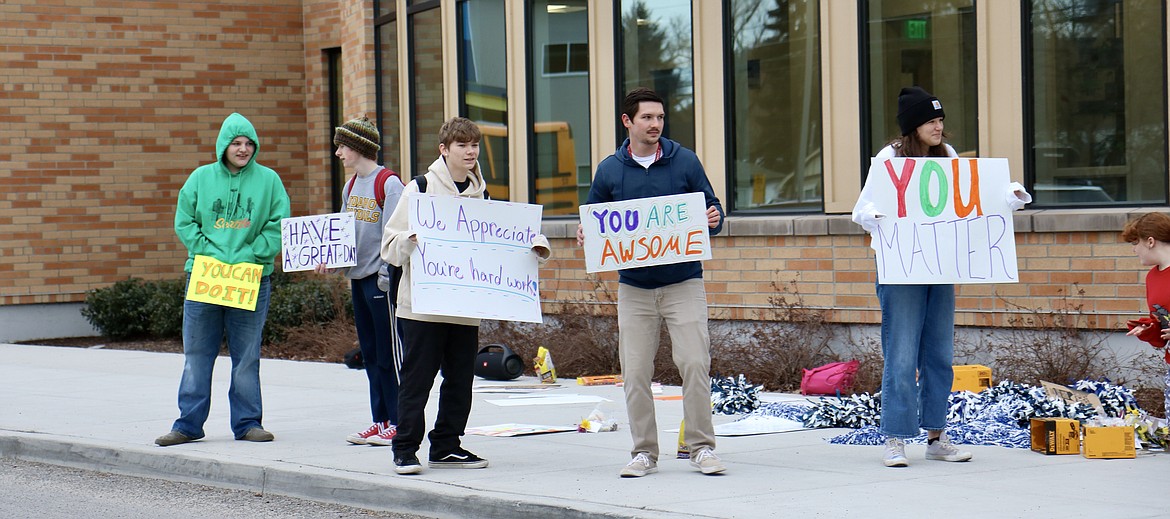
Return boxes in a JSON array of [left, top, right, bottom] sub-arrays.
[[215, 112, 261, 173]]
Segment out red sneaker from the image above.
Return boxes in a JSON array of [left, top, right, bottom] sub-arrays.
[[346, 422, 384, 445], [366, 424, 397, 446]]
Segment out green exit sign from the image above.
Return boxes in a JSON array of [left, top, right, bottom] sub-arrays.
[[906, 19, 928, 40]]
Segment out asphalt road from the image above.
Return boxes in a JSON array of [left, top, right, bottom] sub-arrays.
[[0, 458, 432, 519]]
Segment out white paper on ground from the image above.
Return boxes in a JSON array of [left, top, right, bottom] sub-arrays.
[[714, 415, 806, 436], [465, 423, 577, 437], [472, 384, 562, 393], [484, 394, 611, 407]]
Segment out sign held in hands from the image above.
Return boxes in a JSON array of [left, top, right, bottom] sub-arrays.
[[185, 254, 263, 311], [860, 157, 1020, 284], [279, 212, 357, 272], [408, 194, 545, 323], [579, 192, 711, 273]]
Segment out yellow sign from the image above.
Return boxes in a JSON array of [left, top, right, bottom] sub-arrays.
[[185, 254, 263, 311]]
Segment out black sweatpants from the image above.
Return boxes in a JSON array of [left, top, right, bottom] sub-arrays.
[[392, 317, 478, 459]]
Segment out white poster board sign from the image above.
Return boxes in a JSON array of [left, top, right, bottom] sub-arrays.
[[408, 194, 544, 323], [579, 192, 711, 273], [861, 157, 1019, 284], [280, 212, 356, 272]]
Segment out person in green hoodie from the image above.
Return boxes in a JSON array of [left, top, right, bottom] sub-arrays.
[[156, 113, 291, 447]]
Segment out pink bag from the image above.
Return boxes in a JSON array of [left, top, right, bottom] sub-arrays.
[[800, 360, 860, 396]]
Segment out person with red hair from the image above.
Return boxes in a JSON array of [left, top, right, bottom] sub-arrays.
[[1123, 212, 1170, 420]]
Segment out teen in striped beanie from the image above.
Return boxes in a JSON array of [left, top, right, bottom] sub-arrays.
[[334, 116, 381, 160]]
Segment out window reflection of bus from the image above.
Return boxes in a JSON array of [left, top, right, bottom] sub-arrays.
[[478, 121, 580, 215]]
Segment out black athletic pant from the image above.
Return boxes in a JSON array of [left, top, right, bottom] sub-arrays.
[[392, 317, 478, 459]]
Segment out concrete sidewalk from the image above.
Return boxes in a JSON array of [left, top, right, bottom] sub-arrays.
[[1, 343, 1166, 518]]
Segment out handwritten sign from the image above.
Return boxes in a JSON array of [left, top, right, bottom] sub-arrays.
[[579, 192, 711, 273], [279, 212, 356, 272], [185, 254, 263, 311], [861, 157, 1019, 284], [408, 194, 544, 323]]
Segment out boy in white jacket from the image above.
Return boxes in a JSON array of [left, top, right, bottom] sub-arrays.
[[381, 117, 551, 475]]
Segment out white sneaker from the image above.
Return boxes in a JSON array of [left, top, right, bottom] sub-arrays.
[[689, 448, 726, 475], [925, 431, 972, 462], [619, 452, 658, 478], [883, 438, 908, 467]]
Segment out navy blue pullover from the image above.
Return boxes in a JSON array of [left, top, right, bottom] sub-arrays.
[[586, 137, 724, 289]]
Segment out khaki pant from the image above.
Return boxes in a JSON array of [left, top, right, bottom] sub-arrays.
[[617, 278, 715, 461]]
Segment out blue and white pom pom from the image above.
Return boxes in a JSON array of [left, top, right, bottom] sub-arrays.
[[710, 374, 763, 415]]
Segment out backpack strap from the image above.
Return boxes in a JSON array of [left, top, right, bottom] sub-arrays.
[[372, 167, 399, 209], [344, 167, 400, 210]]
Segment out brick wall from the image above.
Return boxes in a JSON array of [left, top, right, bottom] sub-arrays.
[[0, 0, 308, 305]]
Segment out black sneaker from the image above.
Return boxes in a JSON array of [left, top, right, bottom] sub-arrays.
[[428, 449, 488, 469], [393, 453, 423, 475]]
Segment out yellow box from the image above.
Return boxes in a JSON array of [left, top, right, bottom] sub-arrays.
[[952, 365, 992, 393], [1029, 418, 1080, 455], [1082, 426, 1136, 459]]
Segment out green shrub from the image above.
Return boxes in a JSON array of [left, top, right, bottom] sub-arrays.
[[263, 274, 350, 344], [81, 278, 157, 339], [82, 274, 353, 345], [146, 278, 186, 338]]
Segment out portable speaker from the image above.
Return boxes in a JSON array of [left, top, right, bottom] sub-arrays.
[[475, 344, 523, 380]]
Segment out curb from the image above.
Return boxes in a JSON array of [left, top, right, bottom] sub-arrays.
[[0, 430, 672, 519]]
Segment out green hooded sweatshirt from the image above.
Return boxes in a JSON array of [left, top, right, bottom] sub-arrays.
[[175, 113, 291, 276]]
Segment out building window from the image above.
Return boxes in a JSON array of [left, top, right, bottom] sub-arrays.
[[409, 3, 445, 176], [458, 0, 509, 201], [528, 0, 591, 216], [726, 0, 823, 212], [618, 0, 695, 150], [376, 12, 401, 177], [864, 1, 978, 160], [1026, 0, 1167, 206]]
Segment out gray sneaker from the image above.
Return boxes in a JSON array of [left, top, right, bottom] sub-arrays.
[[238, 428, 274, 442], [925, 431, 972, 462], [883, 438, 908, 467], [619, 452, 658, 478], [688, 448, 726, 475], [155, 430, 199, 447]]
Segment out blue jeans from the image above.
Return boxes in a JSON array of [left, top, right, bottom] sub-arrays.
[[172, 276, 272, 439], [876, 283, 955, 438]]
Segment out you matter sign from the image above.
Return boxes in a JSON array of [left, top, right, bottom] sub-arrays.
[[861, 157, 1019, 285]]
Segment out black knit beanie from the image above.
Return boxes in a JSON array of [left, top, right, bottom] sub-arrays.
[[334, 116, 381, 160], [896, 86, 945, 136]]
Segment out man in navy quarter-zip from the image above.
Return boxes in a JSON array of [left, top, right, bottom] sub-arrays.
[[576, 88, 726, 478]]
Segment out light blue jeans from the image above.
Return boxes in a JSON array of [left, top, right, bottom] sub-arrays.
[[876, 283, 955, 439], [171, 276, 272, 439]]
